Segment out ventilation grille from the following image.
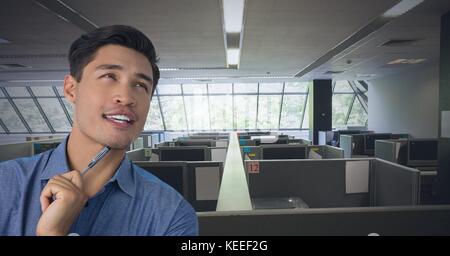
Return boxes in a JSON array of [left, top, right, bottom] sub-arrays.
[[379, 39, 420, 47], [0, 63, 31, 69], [324, 70, 345, 74]]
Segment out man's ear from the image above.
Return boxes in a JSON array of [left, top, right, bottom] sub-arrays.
[[64, 75, 77, 104]]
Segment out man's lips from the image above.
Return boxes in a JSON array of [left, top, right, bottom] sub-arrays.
[[102, 111, 137, 126]]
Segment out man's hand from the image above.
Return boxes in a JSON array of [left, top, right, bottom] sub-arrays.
[[36, 170, 88, 236]]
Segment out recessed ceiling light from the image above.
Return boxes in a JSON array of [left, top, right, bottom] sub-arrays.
[[223, 0, 245, 33], [387, 58, 427, 65], [226, 49, 241, 67]]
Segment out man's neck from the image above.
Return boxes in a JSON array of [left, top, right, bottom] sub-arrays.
[[67, 128, 127, 198]]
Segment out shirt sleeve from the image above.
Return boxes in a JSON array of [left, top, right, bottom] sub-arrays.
[[164, 199, 199, 236]]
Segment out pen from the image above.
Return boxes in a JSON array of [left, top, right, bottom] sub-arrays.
[[81, 146, 111, 176]]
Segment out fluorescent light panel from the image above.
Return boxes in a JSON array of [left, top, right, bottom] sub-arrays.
[[382, 0, 424, 18], [226, 49, 240, 66], [387, 58, 427, 65], [223, 0, 245, 33]]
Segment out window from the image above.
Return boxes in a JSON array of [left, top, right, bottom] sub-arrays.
[[208, 83, 232, 94], [347, 98, 368, 126], [234, 95, 257, 129], [145, 98, 164, 131], [0, 99, 28, 132], [257, 95, 281, 129], [157, 84, 182, 95], [183, 84, 207, 95], [280, 95, 306, 129], [332, 94, 354, 129], [234, 83, 257, 94], [159, 96, 187, 130], [259, 83, 283, 93], [37, 98, 71, 132], [184, 96, 210, 130], [284, 82, 310, 93], [209, 96, 233, 130], [61, 98, 74, 122], [333, 80, 354, 93], [13, 99, 50, 132], [6, 87, 29, 97], [0, 80, 367, 134], [31, 86, 56, 97]]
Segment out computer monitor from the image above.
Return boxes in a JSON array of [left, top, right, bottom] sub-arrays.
[[159, 146, 208, 161], [407, 139, 438, 167], [134, 161, 188, 197], [261, 145, 307, 159], [364, 133, 392, 156]]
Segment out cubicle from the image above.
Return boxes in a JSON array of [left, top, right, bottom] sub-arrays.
[[245, 158, 420, 208], [375, 138, 438, 204], [0, 137, 63, 162], [158, 146, 211, 161], [135, 161, 224, 212], [195, 132, 450, 235], [241, 145, 344, 161]]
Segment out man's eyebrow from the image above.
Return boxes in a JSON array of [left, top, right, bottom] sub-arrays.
[[136, 73, 153, 83], [95, 64, 124, 71], [95, 64, 153, 82]]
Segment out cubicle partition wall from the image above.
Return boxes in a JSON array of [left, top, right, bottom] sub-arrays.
[[126, 148, 144, 161], [308, 145, 344, 159], [375, 140, 408, 165], [176, 139, 216, 147], [245, 158, 420, 209], [0, 141, 34, 162], [363, 133, 392, 156], [198, 205, 450, 235], [260, 144, 308, 160], [135, 161, 223, 212], [245, 159, 371, 208], [0, 138, 63, 162], [158, 146, 211, 161], [186, 161, 224, 212], [371, 159, 420, 206], [324, 145, 345, 159], [340, 134, 365, 158], [210, 147, 227, 162]]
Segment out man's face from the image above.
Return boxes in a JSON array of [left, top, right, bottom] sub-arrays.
[[66, 44, 153, 149]]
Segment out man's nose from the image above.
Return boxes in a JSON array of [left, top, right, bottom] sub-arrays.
[[112, 84, 137, 107]]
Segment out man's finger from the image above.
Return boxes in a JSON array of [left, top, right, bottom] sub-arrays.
[[39, 182, 65, 212], [61, 170, 84, 189], [51, 175, 78, 191]]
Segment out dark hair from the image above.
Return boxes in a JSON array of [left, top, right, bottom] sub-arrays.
[[69, 25, 160, 94]]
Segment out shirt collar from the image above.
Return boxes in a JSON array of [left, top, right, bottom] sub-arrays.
[[40, 134, 136, 197]]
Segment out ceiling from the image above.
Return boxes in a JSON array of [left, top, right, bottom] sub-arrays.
[[0, 0, 449, 85]]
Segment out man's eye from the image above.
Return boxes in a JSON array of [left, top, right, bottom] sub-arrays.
[[135, 83, 148, 91], [101, 73, 116, 80]]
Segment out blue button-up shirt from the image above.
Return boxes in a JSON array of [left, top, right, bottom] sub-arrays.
[[0, 136, 198, 236]]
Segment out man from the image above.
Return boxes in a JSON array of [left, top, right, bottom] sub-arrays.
[[0, 25, 198, 236]]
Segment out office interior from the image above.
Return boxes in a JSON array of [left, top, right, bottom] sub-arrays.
[[0, 0, 450, 235]]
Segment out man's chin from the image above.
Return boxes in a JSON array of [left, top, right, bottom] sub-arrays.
[[98, 136, 134, 150]]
